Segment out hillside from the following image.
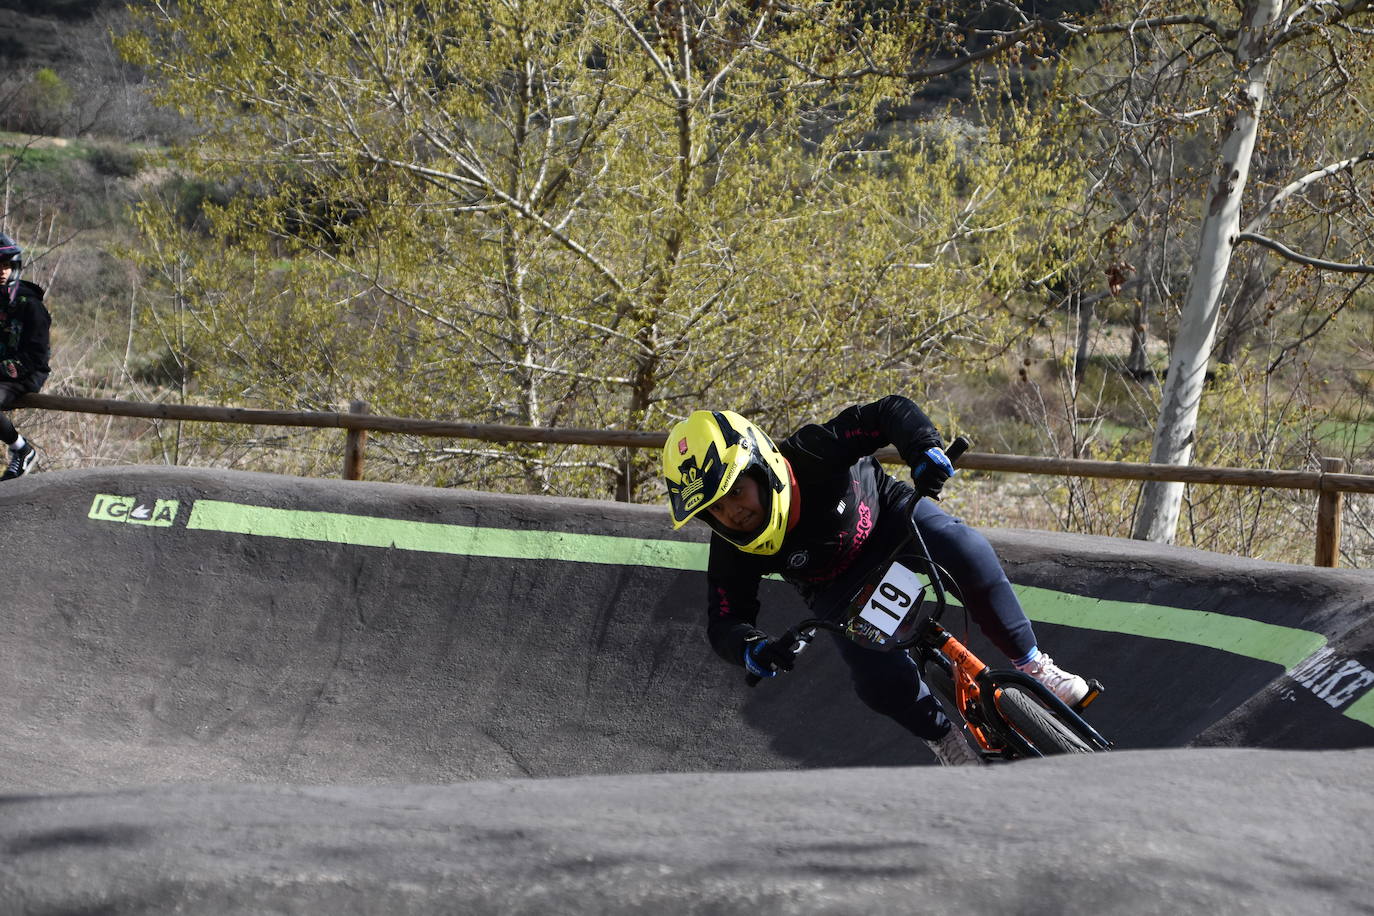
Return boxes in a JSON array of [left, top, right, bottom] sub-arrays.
[[0, 1, 123, 69]]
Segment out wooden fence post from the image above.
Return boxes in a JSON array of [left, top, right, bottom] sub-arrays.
[[343, 399, 369, 481], [1315, 456, 1345, 568]]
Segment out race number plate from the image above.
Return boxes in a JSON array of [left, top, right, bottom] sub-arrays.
[[858, 561, 929, 636]]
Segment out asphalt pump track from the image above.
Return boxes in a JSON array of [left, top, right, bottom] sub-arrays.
[[2, 467, 1372, 914]]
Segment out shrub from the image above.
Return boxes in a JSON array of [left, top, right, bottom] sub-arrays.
[[0, 68, 76, 135], [87, 142, 142, 178]]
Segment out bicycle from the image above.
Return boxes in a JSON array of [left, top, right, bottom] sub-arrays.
[[746, 436, 1112, 761]]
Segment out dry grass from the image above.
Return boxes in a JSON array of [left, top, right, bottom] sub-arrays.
[[12, 332, 151, 472]]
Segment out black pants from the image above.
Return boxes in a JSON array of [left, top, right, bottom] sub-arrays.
[[833, 498, 1038, 741], [0, 381, 26, 445]]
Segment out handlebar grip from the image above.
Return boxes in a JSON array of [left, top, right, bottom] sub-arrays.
[[946, 435, 972, 464], [743, 625, 814, 688]]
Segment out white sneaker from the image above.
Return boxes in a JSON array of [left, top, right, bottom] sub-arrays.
[[1017, 653, 1089, 707], [1, 441, 36, 481], [926, 726, 982, 767]]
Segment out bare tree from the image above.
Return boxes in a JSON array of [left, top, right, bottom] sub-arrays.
[[1044, 1, 1374, 543], [1124, 3, 1373, 541]]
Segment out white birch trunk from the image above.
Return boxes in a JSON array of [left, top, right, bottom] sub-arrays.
[[1131, 0, 1285, 543]]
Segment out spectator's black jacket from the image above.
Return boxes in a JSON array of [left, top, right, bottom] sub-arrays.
[[704, 396, 942, 666], [0, 279, 51, 391]]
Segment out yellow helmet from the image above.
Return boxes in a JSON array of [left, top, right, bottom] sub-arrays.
[[662, 410, 792, 555]]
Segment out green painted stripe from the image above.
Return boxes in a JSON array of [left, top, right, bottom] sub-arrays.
[[184, 498, 1327, 667], [1014, 585, 1326, 669], [177, 498, 1363, 723], [1344, 691, 1374, 728], [186, 499, 709, 571]]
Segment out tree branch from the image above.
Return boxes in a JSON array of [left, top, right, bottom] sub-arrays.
[[1056, 14, 1234, 43], [595, 0, 683, 101], [1237, 232, 1374, 273], [1273, 0, 1374, 51], [755, 19, 1047, 83], [1243, 152, 1374, 235], [752, 11, 1236, 86]]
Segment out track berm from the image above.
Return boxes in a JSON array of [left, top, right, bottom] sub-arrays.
[[2, 467, 1371, 913]]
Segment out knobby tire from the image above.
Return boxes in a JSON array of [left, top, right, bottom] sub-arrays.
[[995, 686, 1093, 756]]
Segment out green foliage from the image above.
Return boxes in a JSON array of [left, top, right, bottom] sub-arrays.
[[30, 68, 72, 111], [120, 0, 1086, 498], [0, 0, 1349, 565], [1, 135, 148, 235]]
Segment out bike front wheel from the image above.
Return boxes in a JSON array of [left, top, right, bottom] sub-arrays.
[[994, 686, 1093, 756]]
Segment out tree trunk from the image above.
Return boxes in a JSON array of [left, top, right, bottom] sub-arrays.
[[1072, 288, 1092, 383], [1127, 250, 1153, 379], [1132, 0, 1284, 543]]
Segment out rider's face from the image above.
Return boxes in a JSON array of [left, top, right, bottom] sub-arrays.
[[0, 264, 11, 283], [707, 471, 765, 534]]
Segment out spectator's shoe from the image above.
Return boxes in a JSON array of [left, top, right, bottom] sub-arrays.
[[1017, 653, 1089, 707], [925, 725, 983, 767], [1, 441, 37, 481]]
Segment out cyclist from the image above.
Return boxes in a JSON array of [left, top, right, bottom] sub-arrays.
[[0, 233, 50, 481], [661, 396, 1090, 766]]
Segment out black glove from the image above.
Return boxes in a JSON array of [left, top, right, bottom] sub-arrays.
[[743, 635, 796, 679], [911, 445, 955, 499]]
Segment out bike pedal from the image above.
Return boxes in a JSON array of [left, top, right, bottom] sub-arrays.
[[1075, 679, 1105, 710]]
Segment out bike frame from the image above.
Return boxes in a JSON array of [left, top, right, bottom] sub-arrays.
[[916, 615, 1111, 758]]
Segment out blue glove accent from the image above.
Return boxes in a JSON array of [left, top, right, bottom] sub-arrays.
[[744, 638, 778, 678], [912, 445, 956, 497], [921, 446, 954, 477]]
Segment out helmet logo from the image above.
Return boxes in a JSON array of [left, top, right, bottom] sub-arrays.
[[678, 437, 689, 455], [786, 551, 809, 569], [674, 457, 708, 503]]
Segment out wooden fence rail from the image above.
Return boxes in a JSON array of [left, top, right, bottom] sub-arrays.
[[17, 392, 1372, 567]]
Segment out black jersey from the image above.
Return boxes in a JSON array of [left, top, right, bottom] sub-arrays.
[[704, 396, 942, 666], [0, 279, 51, 392]]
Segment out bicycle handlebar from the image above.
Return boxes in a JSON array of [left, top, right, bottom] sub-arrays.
[[743, 621, 829, 687]]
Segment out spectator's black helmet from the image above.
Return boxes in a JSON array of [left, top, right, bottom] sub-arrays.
[[0, 233, 21, 281]]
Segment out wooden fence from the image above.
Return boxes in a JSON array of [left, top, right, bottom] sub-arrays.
[[17, 392, 1371, 568]]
